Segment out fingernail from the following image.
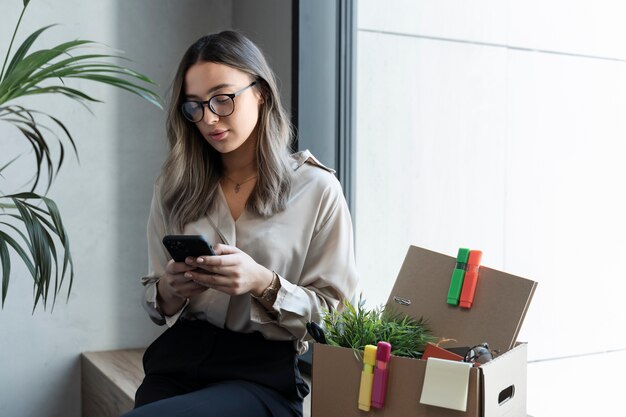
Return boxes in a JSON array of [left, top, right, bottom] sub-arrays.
[[197, 257, 204, 263], [184, 272, 192, 278]]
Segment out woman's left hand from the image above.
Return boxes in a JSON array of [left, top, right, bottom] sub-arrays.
[[183, 243, 274, 297]]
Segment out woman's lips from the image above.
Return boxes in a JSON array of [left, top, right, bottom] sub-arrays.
[[208, 130, 228, 141]]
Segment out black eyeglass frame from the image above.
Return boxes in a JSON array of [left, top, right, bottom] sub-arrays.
[[463, 342, 498, 365], [181, 81, 258, 122]]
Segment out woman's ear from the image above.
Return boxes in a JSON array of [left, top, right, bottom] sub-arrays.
[[256, 81, 267, 104]]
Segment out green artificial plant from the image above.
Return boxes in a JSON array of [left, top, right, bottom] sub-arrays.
[[322, 296, 437, 359], [0, 0, 162, 310]]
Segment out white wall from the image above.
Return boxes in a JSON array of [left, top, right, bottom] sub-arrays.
[[355, 0, 626, 363], [0, 1, 232, 416]]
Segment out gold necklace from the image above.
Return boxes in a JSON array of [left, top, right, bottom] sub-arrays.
[[223, 174, 258, 193]]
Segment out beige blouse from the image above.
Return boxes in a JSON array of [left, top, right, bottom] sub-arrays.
[[141, 150, 358, 354]]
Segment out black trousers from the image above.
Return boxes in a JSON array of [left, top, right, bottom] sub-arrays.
[[122, 319, 309, 417]]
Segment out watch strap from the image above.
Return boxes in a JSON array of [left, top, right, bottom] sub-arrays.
[[256, 271, 280, 303]]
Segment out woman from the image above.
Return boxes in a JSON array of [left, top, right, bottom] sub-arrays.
[[123, 31, 358, 417]]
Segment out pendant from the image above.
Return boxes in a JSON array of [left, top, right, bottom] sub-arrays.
[[234, 184, 241, 193]]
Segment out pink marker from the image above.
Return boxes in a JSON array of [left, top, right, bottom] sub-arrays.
[[371, 341, 392, 409]]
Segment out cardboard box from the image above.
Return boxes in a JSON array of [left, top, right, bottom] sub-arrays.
[[311, 246, 537, 417]]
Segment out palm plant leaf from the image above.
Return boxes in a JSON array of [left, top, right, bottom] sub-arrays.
[[0, 0, 161, 311], [12, 198, 51, 308], [0, 193, 73, 310], [26, 194, 73, 300], [2, 24, 56, 80], [0, 105, 77, 193], [0, 238, 11, 305], [0, 37, 161, 107], [0, 0, 30, 80], [0, 155, 21, 180]]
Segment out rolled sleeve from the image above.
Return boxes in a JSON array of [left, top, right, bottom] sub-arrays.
[[250, 178, 358, 349], [141, 275, 165, 325], [141, 183, 188, 327], [142, 275, 190, 327]]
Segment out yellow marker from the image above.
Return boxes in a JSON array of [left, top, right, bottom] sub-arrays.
[[358, 345, 378, 411]]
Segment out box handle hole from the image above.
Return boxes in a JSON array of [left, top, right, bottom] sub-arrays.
[[498, 385, 515, 405]]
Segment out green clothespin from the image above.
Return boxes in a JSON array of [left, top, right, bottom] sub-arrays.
[[447, 248, 470, 305]]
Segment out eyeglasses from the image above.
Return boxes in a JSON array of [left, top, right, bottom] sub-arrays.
[[463, 342, 499, 365], [181, 81, 257, 122]]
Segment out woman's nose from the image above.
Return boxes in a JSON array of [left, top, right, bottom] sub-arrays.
[[202, 104, 219, 125]]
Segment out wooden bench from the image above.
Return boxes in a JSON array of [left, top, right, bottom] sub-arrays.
[[81, 348, 312, 417], [81, 349, 145, 417]]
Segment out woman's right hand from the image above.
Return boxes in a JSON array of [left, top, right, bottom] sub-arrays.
[[156, 258, 209, 316]]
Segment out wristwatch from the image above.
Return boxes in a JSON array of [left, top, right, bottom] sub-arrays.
[[257, 271, 280, 303]]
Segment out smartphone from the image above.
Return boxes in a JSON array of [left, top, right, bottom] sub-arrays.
[[162, 235, 216, 262]]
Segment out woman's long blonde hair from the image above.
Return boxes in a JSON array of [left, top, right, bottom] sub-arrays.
[[162, 31, 293, 232]]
